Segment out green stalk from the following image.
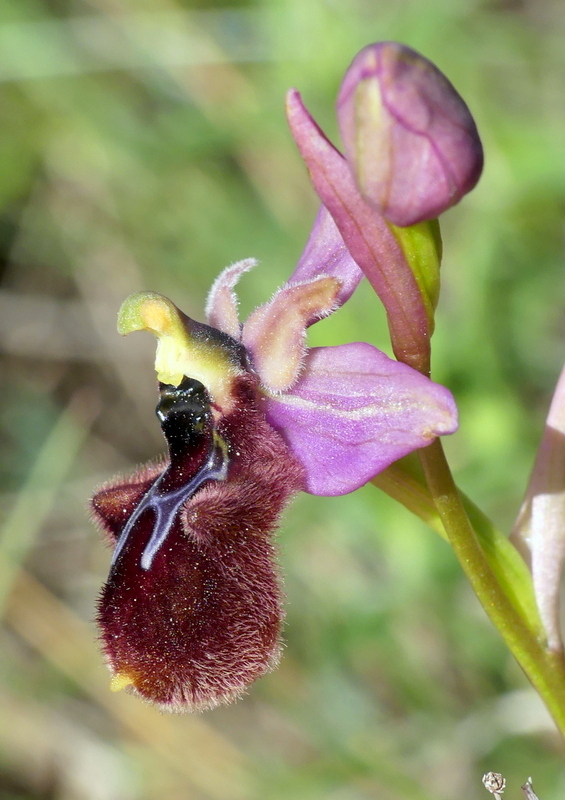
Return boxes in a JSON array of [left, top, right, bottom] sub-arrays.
[[418, 438, 565, 736], [372, 453, 541, 635]]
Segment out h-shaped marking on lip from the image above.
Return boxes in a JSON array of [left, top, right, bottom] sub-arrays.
[[110, 442, 228, 572]]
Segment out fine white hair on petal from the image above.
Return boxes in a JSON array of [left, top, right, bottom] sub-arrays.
[[242, 275, 342, 394], [511, 364, 565, 652], [205, 258, 258, 339], [287, 205, 364, 306]]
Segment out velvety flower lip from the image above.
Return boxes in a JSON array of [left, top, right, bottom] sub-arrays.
[[93, 369, 304, 711], [337, 42, 484, 226]]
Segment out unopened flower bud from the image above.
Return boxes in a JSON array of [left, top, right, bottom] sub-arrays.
[[337, 42, 483, 226]]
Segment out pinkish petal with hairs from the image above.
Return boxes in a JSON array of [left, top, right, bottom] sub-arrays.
[[205, 258, 257, 339], [287, 205, 364, 309], [243, 276, 341, 393]]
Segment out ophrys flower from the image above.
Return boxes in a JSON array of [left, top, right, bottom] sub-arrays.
[[91, 208, 457, 711]]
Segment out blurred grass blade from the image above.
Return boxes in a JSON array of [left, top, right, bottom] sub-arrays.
[[0, 11, 269, 82], [0, 391, 98, 613]]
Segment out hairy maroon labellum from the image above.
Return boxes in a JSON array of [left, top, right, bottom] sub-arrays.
[[92, 372, 304, 711]]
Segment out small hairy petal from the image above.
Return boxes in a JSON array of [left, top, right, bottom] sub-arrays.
[[264, 343, 458, 496], [286, 89, 430, 373], [96, 375, 304, 711], [242, 276, 341, 393], [337, 42, 483, 226], [511, 365, 565, 652], [287, 205, 364, 308], [205, 258, 257, 338]]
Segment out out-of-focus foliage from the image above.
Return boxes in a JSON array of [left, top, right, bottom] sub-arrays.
[[1, 0, 565, 798]]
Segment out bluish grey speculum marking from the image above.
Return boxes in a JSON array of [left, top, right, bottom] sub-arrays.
[[110, 377, 228, 571]]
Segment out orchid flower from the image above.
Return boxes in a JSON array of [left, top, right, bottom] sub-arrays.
[[91, 207, 458, 711]]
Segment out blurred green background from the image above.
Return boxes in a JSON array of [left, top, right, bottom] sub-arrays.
[[1, 0, 565, 798]]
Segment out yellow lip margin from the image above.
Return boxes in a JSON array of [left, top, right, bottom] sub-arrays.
[[110, 671, 136, 693]]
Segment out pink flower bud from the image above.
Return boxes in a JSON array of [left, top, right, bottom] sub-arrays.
[[337, 42, 483, 226]]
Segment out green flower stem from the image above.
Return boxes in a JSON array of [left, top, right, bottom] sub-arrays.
[[372, 453, 541, 635], [418, 438, 565, 736]]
